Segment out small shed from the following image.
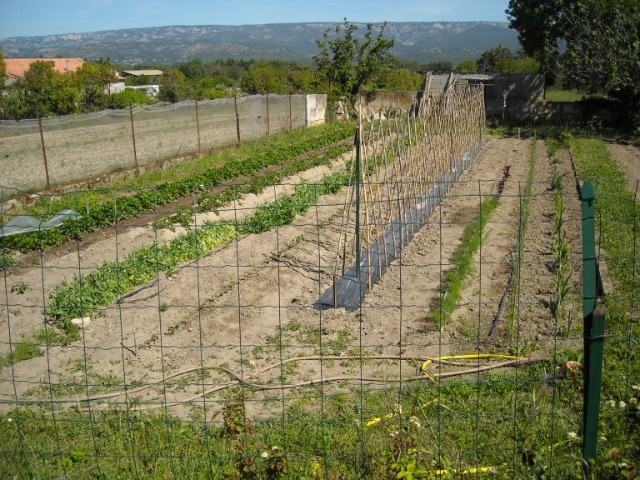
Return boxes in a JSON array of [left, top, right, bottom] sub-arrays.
[[121, 69, 164, 83]]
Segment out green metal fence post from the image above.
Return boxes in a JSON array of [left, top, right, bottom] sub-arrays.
[[582, 182, 596, 320], [581, 181, 606, 464]]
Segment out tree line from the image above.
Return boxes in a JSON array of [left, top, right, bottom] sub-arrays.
[[7, 9, 634, 125], [507, 0, 639, 130]]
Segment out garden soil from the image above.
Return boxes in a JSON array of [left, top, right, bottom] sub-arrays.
[[1, 137, 579, 420]]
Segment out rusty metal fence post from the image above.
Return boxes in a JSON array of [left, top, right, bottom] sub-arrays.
[[265, 93, 270, 136], [288, 93, 293, 130], [129, 105, 140, 177], [195, 99, 201, 154], [37, 117, 51, 190], [234, 95, 241, 145]]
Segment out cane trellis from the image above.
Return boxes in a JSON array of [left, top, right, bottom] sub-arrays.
[[322, 83, 486, 308]]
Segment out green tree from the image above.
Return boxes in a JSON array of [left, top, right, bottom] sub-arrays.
[[313, 19, 395, 111], [240, 61, 286, 94], [193, 77, 236, 99], [108, 89, 150, 109], [179, 58, 205, 79], [240, 61, 316, 94], [506, 0, 565, 72], [22, 60, 57, 116], [74, 61, 116, 111], [476, 44, 514, 73], [159, 68, 189, 102], [285, 65, 317, 93], [0, 45, 6, 82], [507, 0, 640, 128], [19, 60, 79, 117], [383, 68, 422, 91], [455, 60, 478, 74]]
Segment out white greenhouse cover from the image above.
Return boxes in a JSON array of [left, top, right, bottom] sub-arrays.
[[0, 210, 81, 237]]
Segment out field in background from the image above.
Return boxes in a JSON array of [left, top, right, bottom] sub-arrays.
[[0, 95, 320, 193]]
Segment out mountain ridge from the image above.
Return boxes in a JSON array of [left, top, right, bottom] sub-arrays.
[[1, 22, 520, 66]]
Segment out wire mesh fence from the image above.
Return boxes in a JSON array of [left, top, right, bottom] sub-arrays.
[[0, 94, 308, 193], [0, 109, 638, 477]]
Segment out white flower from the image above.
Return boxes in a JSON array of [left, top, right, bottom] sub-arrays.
[[619, 400, 627, 410], [630, 397, 638, 406], [632, 385, 640, 392], [599, 436, 607, 443], [261, 451, 269, 458], [408, 416, 422, 429], [568, 432, 578, 439], [607, 400, 617, 408], [6, 418, 12, 423], [389, 430, 399, 438]]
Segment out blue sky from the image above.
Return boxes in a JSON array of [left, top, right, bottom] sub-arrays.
[[0, 0, 511, 38]]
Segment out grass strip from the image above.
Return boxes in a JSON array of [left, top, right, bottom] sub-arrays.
[[568, 136, 640, 476], [570, 138, 638, 292], [0, 366, 575, 479]]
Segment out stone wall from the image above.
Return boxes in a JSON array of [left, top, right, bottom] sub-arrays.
[[305, 94, 327, 126]]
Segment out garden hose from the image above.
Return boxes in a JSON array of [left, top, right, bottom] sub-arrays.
[[421, 353, 523, 375]]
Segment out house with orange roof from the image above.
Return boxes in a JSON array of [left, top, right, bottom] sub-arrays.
[[3, 58, 126, 95], [3, 58, 85, 86]]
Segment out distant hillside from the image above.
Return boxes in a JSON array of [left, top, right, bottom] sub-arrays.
[[1, 22, 520, 67]]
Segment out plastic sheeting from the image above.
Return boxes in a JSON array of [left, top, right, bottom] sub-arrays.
[[0, 210, 80, 237]]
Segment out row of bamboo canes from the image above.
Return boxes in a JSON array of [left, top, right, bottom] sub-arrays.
[[334, 75, 487, 286]]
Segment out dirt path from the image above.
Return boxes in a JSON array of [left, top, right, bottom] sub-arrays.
[[606, 142, 640, 194], [445, 138, 532, 347]]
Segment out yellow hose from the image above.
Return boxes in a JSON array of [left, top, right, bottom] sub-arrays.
[[421, 353, 523, 374], [431, 466, 497, 475]]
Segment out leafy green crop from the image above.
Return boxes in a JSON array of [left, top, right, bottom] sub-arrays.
[[47, 223, 237, 333], [4, 122, 354, 254], [47, 167, 351, 335]]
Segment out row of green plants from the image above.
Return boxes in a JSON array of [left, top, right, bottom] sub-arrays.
[[155, 141, 353, 229], [0, 362, 585, 479], [432, 165, 511, 329], [548, 138, 573, 335], [8, 118, 413, 359], [47, 124, 416, 338], [1, 122, 355, 254], [506, 139, 539, 339], [47, 170, 350, 335]]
